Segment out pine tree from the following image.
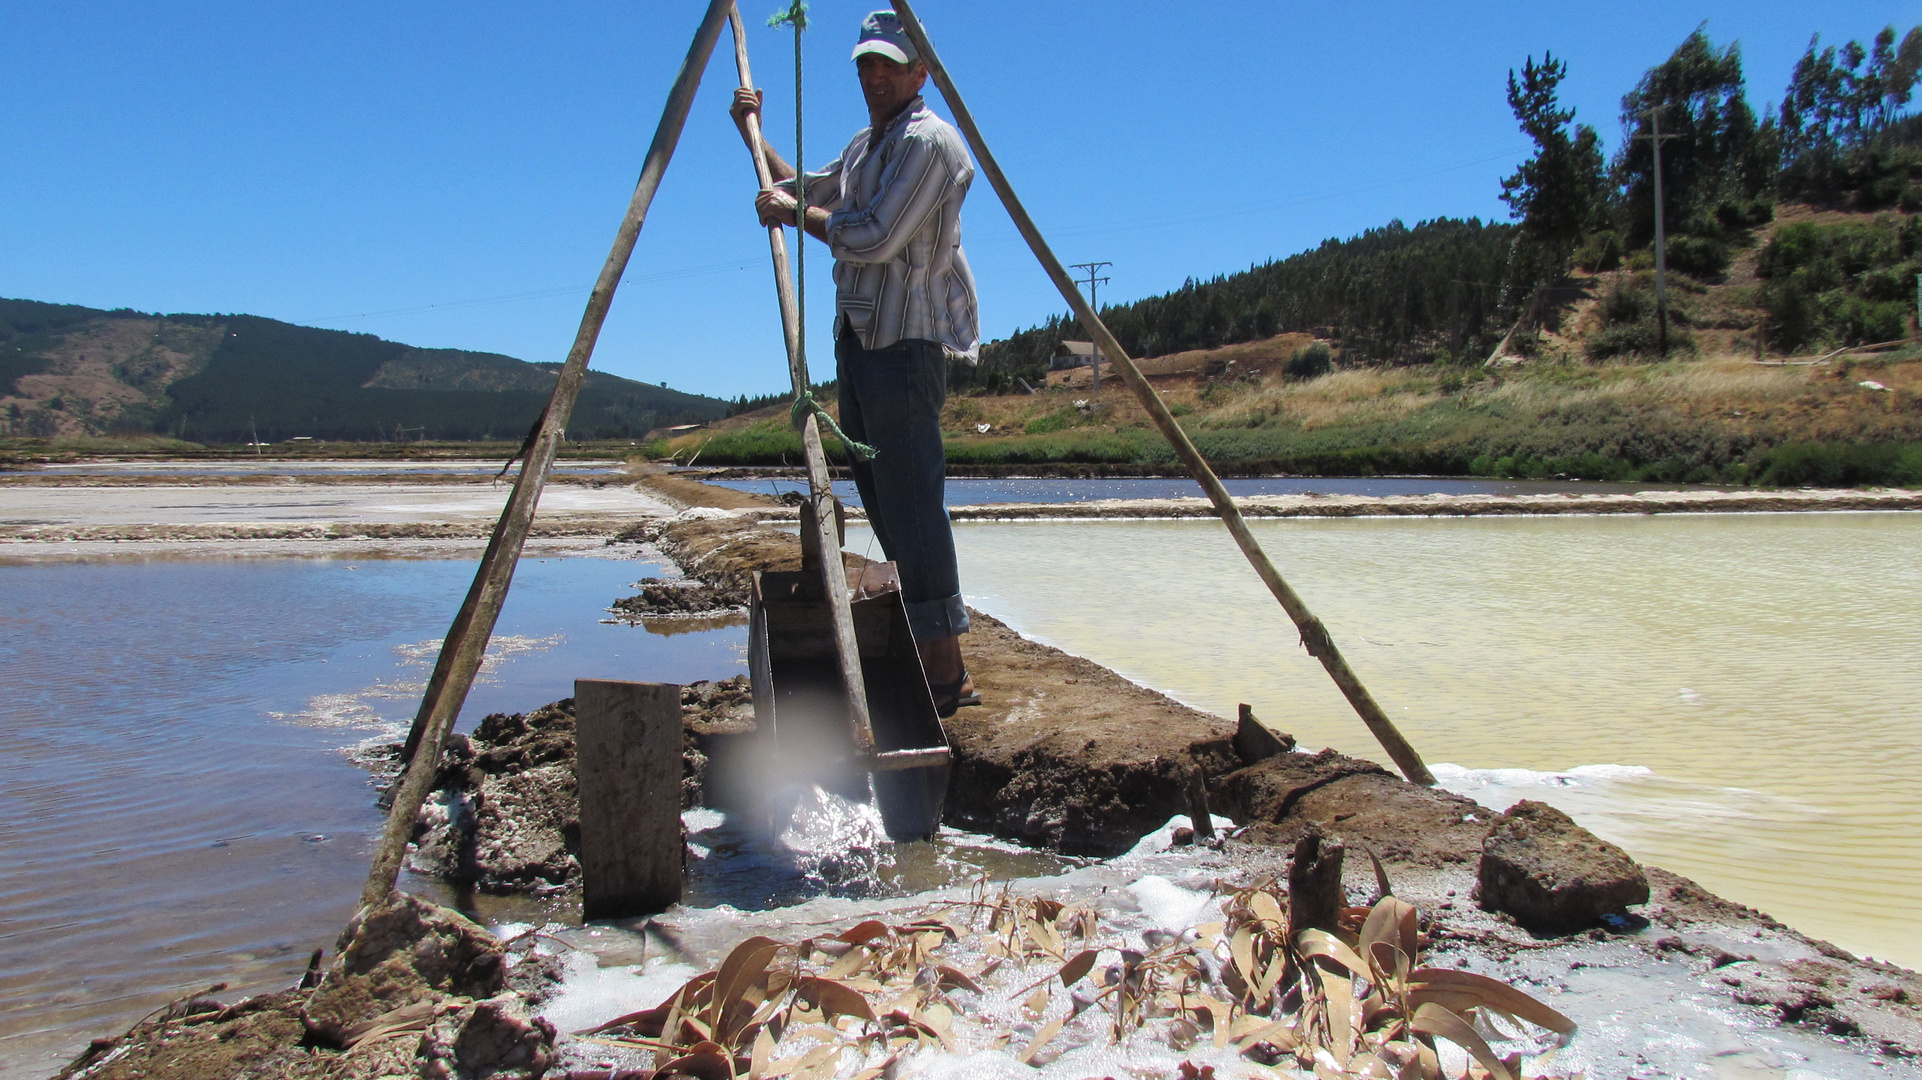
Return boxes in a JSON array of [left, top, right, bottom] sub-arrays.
[[1500, 52, 1607, 270]]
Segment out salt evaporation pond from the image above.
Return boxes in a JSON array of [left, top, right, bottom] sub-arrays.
[[0, 543, 1073, 1077], [0, 546, 738, 1077], [879, 511, 1921, 972]]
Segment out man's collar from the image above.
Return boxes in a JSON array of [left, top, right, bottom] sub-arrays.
[[872, 95, 925, 137]]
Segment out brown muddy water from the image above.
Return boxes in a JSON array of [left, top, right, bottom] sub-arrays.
[[893, 511, 1922, 972]]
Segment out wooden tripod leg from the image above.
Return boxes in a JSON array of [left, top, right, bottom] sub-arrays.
[[358, 0, 736, 912]]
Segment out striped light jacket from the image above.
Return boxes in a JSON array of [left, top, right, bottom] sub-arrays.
[[782, 96, 980, 362]]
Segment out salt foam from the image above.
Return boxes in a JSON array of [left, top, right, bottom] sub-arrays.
[[537, 950, 703, 1039]]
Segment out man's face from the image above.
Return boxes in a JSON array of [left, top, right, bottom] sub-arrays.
[[856, 52, 927, 120]]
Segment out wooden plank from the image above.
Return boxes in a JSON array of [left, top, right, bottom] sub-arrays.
[[887, 0, 1435, 786], [576, 679, 685, 920], [1288, 829, 1346, 935], [1235, 703, 1293, 764]]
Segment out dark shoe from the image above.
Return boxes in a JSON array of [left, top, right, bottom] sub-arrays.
[[930, 670, 981, 719]]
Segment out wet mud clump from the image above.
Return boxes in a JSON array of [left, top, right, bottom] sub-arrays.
[[56, 894, 556, 1080], [1475, 798, 1650, 933], [407, 680, 754, 896], [607, 578, 747, 621]]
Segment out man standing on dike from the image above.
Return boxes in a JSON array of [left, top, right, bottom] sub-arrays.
[[730, 10, 980, 717]]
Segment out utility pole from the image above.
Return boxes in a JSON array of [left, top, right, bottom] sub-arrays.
[[1635, 105, 1680, 358], [1070, 261, 1112, 395]]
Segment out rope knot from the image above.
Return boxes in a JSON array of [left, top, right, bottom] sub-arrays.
[[1298, 617, 1334, 659], [791, 389, 877, 461], [766, 1, 807, 29]]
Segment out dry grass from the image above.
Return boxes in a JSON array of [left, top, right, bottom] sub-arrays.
[[1480, 359, 1811, 415], [1209, 369, 1441, 430]]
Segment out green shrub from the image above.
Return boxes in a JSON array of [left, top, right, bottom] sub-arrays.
[[1023, 407, 1080, 435], [1761, 276, 1820, 352], [944, 428, 1160, 466], [1859, 267, 1913, 302], [1600, 279, 1653, 325], [1665, 235, 1731, 278], [1584, 321, 1694, 360], [1713, 197, 1773, 232], [1574, 231, 1623, 272], [1283, 343, 1332, 381], [1839, 297, 1908, 343], [677, 426, 809, 465], [1752, 441, 1922, 488]]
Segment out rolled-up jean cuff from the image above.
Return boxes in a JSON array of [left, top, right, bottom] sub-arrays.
[[906, 594, 970, 642]]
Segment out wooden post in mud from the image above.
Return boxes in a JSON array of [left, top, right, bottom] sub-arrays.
[[577, 680, 685, 919], [1288, 829, 1346, 935], [361, 0, 735, 912], [1186, 765, 1215, 841], [727, 7, 886, 766], [888, 0, 1436, 786]]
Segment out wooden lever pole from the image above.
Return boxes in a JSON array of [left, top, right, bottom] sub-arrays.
[[887, 0, 1434, 786], [727, 6, 879, 760], [361, 0, 736, 911]]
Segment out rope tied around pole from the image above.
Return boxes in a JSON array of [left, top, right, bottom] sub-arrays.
[[764, 0, 806, 30], [791, 388, 877, 460], [1298, 617, 1334, 660]]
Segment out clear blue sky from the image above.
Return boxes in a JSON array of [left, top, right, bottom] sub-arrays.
[[1, 1, 1911, 399]]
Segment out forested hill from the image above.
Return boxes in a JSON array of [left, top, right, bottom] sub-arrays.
[[973, 218, 1517, 390], [974, 21, 1922, 391], [0, 298, 727, 442]]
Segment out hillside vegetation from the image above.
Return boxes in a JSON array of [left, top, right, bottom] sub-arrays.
[[0, 299, 726, 443], [660, 201, 1922, 487]]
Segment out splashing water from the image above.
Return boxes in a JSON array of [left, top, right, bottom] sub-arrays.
[[773, 783, 897, 888]]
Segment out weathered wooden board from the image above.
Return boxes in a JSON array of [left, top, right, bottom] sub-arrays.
[[576, 679, 683, 920]]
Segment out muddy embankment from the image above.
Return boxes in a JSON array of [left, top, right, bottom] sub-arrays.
[[58, 893, 566, 1080]]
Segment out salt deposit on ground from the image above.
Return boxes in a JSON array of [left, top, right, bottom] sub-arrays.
[[507, 811, 1917, 1080]]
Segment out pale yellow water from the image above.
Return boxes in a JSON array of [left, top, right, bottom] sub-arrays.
[[862, 512, 1922, 969]]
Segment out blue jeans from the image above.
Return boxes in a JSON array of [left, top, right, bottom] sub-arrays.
[[835, 334, 969, 642]]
